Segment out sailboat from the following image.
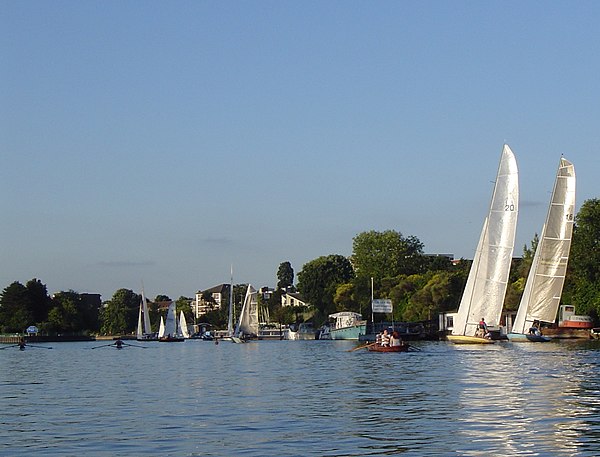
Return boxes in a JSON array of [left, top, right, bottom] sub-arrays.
[[232, 284, 259, 343], [136, 287, 156, 341], [507, 158, 576, 342], [448, 144, 519, 344], [158, 302, 185, 342], [178, 310, 191, 339]]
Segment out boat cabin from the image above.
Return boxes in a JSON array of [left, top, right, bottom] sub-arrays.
[[558, 305, 593, 329]]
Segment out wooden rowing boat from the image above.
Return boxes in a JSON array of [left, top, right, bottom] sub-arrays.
[[367, 344, 410, 352]]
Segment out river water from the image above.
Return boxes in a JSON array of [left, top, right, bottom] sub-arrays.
[[1, 339, 599, 456]]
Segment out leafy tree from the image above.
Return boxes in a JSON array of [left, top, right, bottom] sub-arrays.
[[277, 261, 294, 290], [176, 296, 193, 321], [0, 282, 32, 333], [47, 291, 83, 333], [100, 289, 140, 335], [351, 230, 426, 280], [567, 198, 600, 321], [403, 272, 454, 321], [297, 254, 354, 323], [25, 278, 52, 323]]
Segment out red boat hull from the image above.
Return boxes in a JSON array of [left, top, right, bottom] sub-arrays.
[[367, 344, 409, 352]]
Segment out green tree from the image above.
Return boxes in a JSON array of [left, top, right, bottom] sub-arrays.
[[567, 198, 600, 321], [47, 291, 83, 333], [297, 254, 354, 323], [351, 230, 426, 280], [277, 261, 295, 291], [176, 296, 193, 322], [403, 272, 454, 321], [25, 278, 52, 323], [0, 282, 32, 333], [100, 289, 140, 335]]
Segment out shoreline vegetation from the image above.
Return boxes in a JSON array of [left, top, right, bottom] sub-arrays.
[[1, 199, 599, 336]]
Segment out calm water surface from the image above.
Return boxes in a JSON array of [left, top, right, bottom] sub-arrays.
[[1, 339, 599, 456]]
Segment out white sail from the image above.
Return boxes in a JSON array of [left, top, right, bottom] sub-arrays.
[[136, 303, 143, 339], [158, 316, 165, 338], [163, 303, 177, 337], [178, 310, 190, 338], [141, 287, 151, 334], [452, 144, 519, 337], [511, 158, 576, 334], [234, 284, 259, 338]]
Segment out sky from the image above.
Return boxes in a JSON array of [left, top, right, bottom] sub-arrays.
[[2, 1, 599, 301]]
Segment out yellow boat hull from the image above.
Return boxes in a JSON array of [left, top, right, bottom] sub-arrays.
[[447, 335, 495, 344]]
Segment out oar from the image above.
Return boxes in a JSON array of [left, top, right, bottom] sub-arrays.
[[91, 342, 119, 349], [0, 344, 20, 350], [348, 342, 377, 352], [122, 342, 147, 349], [407, 344, 421, 352], [24, 343, 52, 349]]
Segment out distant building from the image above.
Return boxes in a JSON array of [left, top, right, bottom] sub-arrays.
[[194, 284, 230, 319], [281, 292, 308, 308], [80, 293, 102, 310], [259, 286, 275, 301]]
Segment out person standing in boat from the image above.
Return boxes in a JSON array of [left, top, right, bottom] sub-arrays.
[[477, 318, 488, 338]]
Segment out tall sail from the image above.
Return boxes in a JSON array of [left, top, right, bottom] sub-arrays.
[[234, 284, 259, 338], [158, 316, 165, 338], [179, 310, 190, 338], [452, 144, 519, 337], [163, 302, 177, 336], [511, 158, 576, 334], [141, 287, 151, 334], [136, 304, 143, 339]]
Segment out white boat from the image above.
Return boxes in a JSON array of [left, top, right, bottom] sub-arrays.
[[327, 312, 367, 340], [508, 158, 575, 342], [232, 284, 259, 343], [136, 287, 156, 341], [159, 302, 184, 342], [448, 144, 519, 344], [283, 323, 317, 340]]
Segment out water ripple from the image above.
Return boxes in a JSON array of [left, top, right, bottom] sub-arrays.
[[1, 339, 599, 456]]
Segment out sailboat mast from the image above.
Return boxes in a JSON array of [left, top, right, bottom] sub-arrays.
[[228, 265, 234, 337]]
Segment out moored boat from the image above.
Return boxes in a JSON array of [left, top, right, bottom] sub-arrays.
[[158, 302, 185, 342], [327, 312, 366, 340], [232, 285, 259, 343], [558, 305, 594, 329]]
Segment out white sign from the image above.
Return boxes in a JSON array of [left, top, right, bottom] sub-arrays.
[[26, 325, 39, 334], [372, 299, 392, 313]]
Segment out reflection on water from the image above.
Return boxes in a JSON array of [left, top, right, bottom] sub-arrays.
[[1, 339, 599, 456]]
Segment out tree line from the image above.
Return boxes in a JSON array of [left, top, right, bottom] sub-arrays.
[[2, 199, 599, 335]]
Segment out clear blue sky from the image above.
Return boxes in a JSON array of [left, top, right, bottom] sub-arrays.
[[2, 1, 599, 301]]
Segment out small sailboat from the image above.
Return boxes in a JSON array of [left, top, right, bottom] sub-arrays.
[[136, 287, 156, 341], [178, 310, 191, 339], [232, 284, 259, 343], [158, 302, 184, 342], [507, 158, 576, 342], [448, 144, 519, 344]]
